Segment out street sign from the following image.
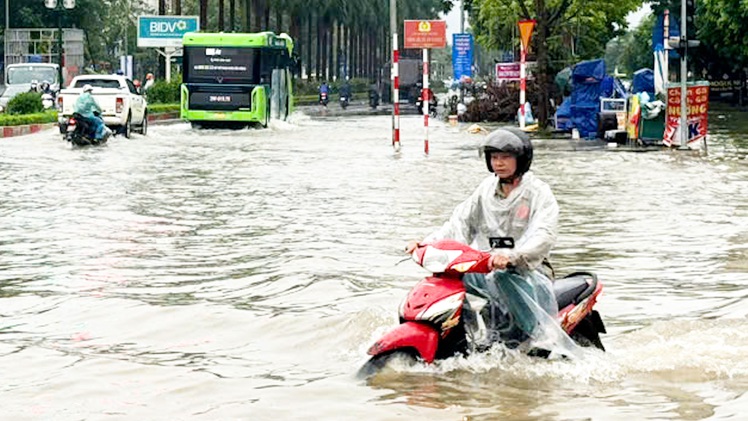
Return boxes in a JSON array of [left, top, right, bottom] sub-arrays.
[[137, 15, 199, 48], [518, 19, 536, 50], [452, 33, 473, 80], [495, 62, 520, 82], [403, 20, 447, 49]]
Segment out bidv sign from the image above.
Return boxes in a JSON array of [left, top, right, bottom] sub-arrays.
[[138, 16, 199, 48]]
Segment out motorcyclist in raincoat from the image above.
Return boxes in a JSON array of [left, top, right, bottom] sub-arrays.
[[339, 79, 352, 99], [405, 128, 576, 355], [74, 84, 111, 141]]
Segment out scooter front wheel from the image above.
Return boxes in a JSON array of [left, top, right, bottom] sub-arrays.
[[356, 349, 418, 380]]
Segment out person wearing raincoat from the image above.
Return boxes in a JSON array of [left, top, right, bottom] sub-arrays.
[[74, 84, 112, 141], [405, 128, 578, 356]]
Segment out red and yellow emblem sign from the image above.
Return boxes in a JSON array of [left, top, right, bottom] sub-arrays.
[[404, 20, 447, 49]]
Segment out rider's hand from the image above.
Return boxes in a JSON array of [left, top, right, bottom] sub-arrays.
[[404, 240, 420, 254], [488, 253, 512, 271]]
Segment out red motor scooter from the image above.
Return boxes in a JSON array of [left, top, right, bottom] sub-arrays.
[[358, 240, 606, 378]]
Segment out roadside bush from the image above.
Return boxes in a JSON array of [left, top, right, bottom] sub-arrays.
[[0, 110, 57, 126], [7, 92, 44, 115], [148, 103, 180, 114], [146, 75, 182, 104]]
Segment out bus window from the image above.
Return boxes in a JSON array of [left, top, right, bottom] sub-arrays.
[[184, 47, 259, 84]]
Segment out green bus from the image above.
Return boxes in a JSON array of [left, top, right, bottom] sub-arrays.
[[180, 31, 295, 128]]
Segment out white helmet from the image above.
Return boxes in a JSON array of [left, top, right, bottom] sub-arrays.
[[82, 84, 93, 93]]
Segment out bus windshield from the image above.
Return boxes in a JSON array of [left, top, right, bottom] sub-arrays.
[[184, 47, 259, 84]]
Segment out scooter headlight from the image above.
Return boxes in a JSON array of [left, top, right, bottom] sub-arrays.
[[419, 245, 462, 273]]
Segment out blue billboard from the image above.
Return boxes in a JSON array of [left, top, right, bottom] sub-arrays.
[[452, 33, 473, 80], [137, 15, 200, 48]]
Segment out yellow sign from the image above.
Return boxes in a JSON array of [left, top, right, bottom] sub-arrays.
[[418, 21, 431, 32]]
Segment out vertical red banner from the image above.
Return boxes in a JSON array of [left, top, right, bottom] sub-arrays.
[[663, 83, 710, 146]]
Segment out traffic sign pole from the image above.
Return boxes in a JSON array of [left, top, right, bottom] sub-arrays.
[[423, 48, 429, 155]]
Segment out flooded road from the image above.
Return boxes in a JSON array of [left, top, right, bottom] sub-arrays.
[[1, 109, 747, 420]]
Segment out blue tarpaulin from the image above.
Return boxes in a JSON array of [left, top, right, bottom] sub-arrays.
[[569, 59, 606, 138], [554, 58, 627, 137], [632, 68, 655, 95], [555, 96, 573, 131], [571, 59, 606, 83]]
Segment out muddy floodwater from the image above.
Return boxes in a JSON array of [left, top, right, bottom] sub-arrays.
[[1, 108, 747, 420]]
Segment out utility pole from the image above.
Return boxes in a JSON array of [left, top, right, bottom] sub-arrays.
[[678, 0, 687, 149], [44, 0, 75, 86]]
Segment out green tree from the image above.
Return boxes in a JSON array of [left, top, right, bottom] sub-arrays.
[[695, 0, 748, 74], [605, 13, 655, 77], [470, 0, 644, 128]]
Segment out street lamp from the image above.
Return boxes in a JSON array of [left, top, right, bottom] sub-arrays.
[[44, 0, 75, 87]]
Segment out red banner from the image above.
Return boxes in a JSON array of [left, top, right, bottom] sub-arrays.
[[495, 63, 520, 81], [663, 83, 710, 146], [404, 20, 447, 49]]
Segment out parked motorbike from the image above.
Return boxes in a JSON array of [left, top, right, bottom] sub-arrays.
[[319, 92, 329, 107], [357, 239, 606, 378], [61, 112, 108, 147]]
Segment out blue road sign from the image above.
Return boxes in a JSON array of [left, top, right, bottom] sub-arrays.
[[137, 15, 199, 48], [452, 33, 473, 81]]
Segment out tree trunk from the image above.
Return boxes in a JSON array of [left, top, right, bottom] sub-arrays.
[[264, 3, 270, 29], [290, 14, 301, 76], [173, 0, 181, 15], [243, 0, 251, 31], [322, 22, 329, 80], [275, 8, 282, 32], [327, 24, 333, 80], [252, 0, 263, 32], [352, 30, 357, 78], [219, 0, 224, 31], [199, 0, 208, 30], [306, 14, 313, 79], [316, 15, 322, 80], [359, 29, 364, 78], [229, 0, 235, 31]]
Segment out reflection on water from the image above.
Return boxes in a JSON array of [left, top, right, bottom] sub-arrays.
[[0, 109, 747, 419]]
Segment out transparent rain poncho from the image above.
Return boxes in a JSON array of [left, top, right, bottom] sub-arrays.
[[462, 271, 582, 358], [424, 171, 581, 357]]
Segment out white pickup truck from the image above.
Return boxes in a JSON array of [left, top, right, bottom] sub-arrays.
[[58, 74, 148, 137]]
